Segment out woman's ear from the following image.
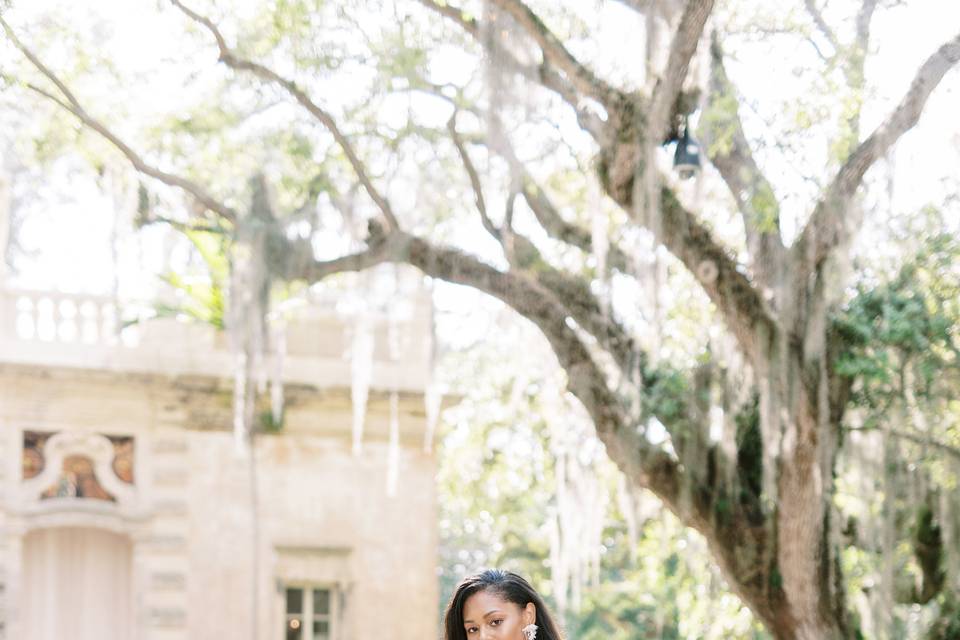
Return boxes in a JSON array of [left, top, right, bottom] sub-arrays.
[[523, 602, 536, 626]]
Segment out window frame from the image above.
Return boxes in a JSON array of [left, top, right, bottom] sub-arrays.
[[283, 583, 337, 640]]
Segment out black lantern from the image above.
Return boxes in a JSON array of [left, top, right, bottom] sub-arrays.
[[672, 120, 701, 180]]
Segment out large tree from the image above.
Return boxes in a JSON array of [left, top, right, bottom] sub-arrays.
[[3, 0, 960, 637]]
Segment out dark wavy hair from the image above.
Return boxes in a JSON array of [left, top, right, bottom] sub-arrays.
[[443, 569, 564, 640]]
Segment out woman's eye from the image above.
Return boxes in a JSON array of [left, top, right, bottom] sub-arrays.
[[491, 620, 503, 626], [466, 627, 478, 634]]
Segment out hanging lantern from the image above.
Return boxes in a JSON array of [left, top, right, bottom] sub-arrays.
[[672, 120, 701, 180]]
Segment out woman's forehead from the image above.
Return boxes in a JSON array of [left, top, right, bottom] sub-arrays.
[[463, 590, 515, 618]]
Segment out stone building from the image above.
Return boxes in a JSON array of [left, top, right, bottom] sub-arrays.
[[0, 244, 439, 638]]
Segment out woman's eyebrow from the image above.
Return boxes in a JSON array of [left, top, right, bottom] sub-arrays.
[[463, 608, 503, 625], [464, 608, 503, 624]]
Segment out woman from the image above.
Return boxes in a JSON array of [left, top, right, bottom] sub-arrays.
[[443, 569, 564, 640]]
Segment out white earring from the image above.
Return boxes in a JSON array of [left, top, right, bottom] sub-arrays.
[[522, 623, 538, 640]]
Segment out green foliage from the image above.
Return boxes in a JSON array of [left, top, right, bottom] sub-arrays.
[[749, 182, 778, 233], [238, 0, 346, 71], [156, 229, 229, 329], [832, 219, 960, 635], [829, 92, 863, 165], [700, 91, 738, 157], [258, 407, 285, 434], [436, 351, 558, 609], [832, 232, 960, 411], [642, 365, 690, 423], [374, 28, 428, 86]]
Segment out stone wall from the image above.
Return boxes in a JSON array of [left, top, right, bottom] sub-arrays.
[[0, 306, 438, 639]]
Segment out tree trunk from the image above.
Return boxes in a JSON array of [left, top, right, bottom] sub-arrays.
[[726, 271, 850, 639], [597, 128, 854, 635], [684, 356, 850, 638]]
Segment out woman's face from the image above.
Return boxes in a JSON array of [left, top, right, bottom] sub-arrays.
[[462, 590, 535, 639]]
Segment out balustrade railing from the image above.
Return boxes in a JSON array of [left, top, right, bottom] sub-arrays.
[[6, 288, 121, 345], [0, 285, 432, 391]]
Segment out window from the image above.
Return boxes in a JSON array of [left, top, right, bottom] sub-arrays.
[[275, 546, 349, 640], [285, 586, 334, 640]]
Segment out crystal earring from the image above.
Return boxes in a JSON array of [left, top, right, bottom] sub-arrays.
[[522, 623, 538, 640]]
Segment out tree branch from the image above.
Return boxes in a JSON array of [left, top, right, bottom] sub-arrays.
[[298, 230, 683, 504], [227, 66, 636, 368], [609, 0, 651, 14], [599, 148, 774, 364], [504, 190, 517, 231], [854, 0, 879, 54], [414, 0, 609, 138], [400, 232, 683, 505], [802, 0, 839, 52], [1, 16, 237, 222], [506, 229, 638, 363], [486, 0, 621, 107], [169, 0, 401, 232], [171, 0, 638, 361], [845, 425, 960, 463], [648, 0, 715, 144], [140, 211, 226, 235], [415, 0, 480, 38], [701, 40, 784, 283], [412, 83, 626, 273], [481, 124, 635, 273], [415, 0, 584, 111], [519, 179, 633, 274], [792, 30, 960, 276], [659, 188, 772, 363], [891, 429, 960, 462], [843, 0, 879, 142], [447, 113, 501, 240]]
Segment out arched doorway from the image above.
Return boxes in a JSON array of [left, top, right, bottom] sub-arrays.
[[22, 527, 134, 639]]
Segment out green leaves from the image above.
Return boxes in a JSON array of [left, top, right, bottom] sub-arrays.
[[748, 181, 778, 233], [642, 365, 690, 424], [833, 232, 960, 407], [156, 229, 229, 329], [701, 91, 738, 158]]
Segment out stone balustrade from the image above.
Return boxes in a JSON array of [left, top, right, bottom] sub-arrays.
[[6, 288, 120, 345], [0, 283, 433, 393]]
